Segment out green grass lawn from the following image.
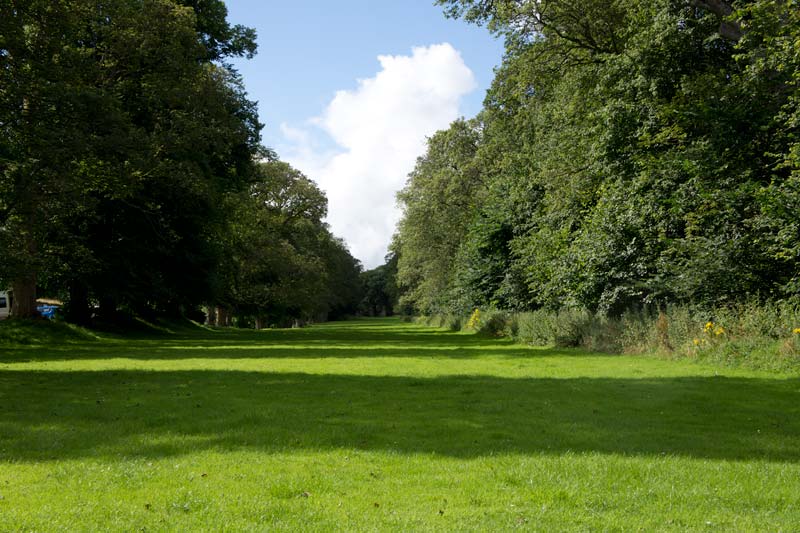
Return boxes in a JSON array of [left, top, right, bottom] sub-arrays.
[[1, 317, 799, 531]]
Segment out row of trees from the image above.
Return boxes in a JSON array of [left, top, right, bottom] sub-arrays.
[[215, 159, 363, 327], [0, 0, 363, 326], [392, 0, 800, 316]]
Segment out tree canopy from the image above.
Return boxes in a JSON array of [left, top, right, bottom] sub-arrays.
[[0, 0, 362, 325], [393, 0, 800, 315]]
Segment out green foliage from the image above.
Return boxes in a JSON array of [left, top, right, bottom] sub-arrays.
[[219, 161, 363, 326], [395, 0, 800, 318], [395, 118, 485, 314], [0, 0, 262, 318], [0, 1, 357, 326], [359, 253, 398, 316], [422, 298, 800, 371], [475, 308, 512, 337], [415, 313, 463, 331], [510, 302, 800, 372], [516, 309, 591, 348]]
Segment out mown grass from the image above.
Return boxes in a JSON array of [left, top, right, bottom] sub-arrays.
[[0, 317, 799, 530]]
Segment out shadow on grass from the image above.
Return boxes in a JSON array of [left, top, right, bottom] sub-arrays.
[[1, 370, 797, 463], [0, 344, 587, 362], [0, 320, 597, 362]]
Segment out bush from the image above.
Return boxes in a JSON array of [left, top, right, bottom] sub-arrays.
[[516, 310, 557, 345], [466, 308, 481, 330], [477, 309, 510, 337], [444, 314, 463, 331], [552, 309, 591, 347], [411, 302, 800, 372], [416, 314, 464, 331]]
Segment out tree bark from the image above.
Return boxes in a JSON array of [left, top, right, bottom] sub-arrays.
[[10, 275, 37, 318], [215, 306, 230, 327], [206, 305, 217, 326], [9, 95, 40, 319], [9, 223, 39, 317], [99, 295, 117, 320], [691, 0, 743, 41], [66, 281, 91, 325]]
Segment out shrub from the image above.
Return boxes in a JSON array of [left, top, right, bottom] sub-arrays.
[[410, 301, 800, 372], [417, 313, 467, 331], [477, 309, 510, 337], [516, 310, 558, 345], [466, 308, 481, 330], [444, 314, 463, 331]]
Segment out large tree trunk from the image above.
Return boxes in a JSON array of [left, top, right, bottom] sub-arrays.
[[11, 275, 37, 318], [10, 189, 39, 318], [99, 295, 117, 320], [66, 281, 91, 325], [9, 96, 39, 319], [215, 306, 230, 327], [10, 213, 38, 318]]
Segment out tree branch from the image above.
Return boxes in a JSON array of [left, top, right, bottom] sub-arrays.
[[691, 0, 743, 41]]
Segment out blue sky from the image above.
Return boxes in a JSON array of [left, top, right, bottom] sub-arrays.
[[225, 1, 504, 267]]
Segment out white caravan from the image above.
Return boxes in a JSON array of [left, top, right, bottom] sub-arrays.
[[0, 291, 10, 320]]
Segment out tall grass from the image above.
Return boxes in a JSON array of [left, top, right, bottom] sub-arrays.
[[422, 302, 800, 372]]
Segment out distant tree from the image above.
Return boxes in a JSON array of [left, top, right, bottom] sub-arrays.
[[320, 235, 363, 320], [218, 160, 362, 327], [395, 118, 485, 314], [360, 253, 398, 316]]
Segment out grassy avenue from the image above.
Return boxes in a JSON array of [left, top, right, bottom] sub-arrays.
[[1, 318, 799, 530]]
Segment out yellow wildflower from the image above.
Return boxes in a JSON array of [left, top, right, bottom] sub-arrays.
[[793, 327, 800, 335], [704, 321, 714, 333], [467, 308, 481, 330], [693, 338, 701, 346], [714, 326, 725, 336]]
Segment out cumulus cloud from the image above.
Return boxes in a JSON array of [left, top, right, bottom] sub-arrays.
[[279, 43, 476, 269]]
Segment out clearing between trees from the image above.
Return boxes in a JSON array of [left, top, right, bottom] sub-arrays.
[[1, 317, 798, 530]]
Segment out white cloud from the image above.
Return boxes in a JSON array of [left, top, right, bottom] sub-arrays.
[[279, 43, 476, 269]]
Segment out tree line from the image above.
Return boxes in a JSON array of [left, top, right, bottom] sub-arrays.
[[0, 0, 364, 327], [391, 0, 800, 316]]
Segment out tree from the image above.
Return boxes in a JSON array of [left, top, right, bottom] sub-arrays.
[[395, 118, 485, 314], [0, 0, 105, 316], [360, 253, 398, 316], [218, 160, 362, 327], [391, 0, 800, 316], [0, 0, 261, 318]]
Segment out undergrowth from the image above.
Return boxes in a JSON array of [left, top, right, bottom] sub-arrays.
[[419, 302, 800, 372]]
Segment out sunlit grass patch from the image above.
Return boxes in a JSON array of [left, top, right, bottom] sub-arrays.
[[0, 317, 798, 530]]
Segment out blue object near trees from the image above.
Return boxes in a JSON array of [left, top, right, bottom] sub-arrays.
[[37, 305, 58, 319]]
